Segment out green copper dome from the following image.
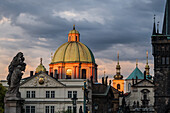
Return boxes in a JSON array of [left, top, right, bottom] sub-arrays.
[[51, 42, 95, 64], [126, 67, 144, 80]]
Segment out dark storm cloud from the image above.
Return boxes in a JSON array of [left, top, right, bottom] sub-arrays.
[[0, 0, 166, 61]]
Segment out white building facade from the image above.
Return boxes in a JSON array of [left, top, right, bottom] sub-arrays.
[[1, 72, 92, 113]]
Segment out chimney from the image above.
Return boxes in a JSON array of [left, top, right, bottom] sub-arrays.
[[102, 77, 104, 84], [136, 76, 138, 84], [109, 80, 111, 85], [46, 71, 48, 75], [144, 71, 146, 80], [50, 72, 53, 77], [30, 71, 33, 77], [132, 78, 134, 85], [106, 76, 108, 85]]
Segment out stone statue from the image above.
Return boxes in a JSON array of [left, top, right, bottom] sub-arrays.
[[6, 52, 26, 97]]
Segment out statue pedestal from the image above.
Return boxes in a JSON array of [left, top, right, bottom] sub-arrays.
[[4, 94, 25, 113]]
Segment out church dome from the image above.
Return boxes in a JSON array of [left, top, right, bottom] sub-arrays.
[[35, 58, 46, 73], [51, 42, 95, 64]]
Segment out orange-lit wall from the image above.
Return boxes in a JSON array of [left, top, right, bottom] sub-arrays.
[[68, 33, 80, 42], [113, 79, 124, 92], [49, 62, 98, 82]]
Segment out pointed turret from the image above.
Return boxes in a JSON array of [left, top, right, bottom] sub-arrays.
[[145, 51, 150, 75], [157, 21, 160, 34], [152, 15, 156, 35], [162, 0, 170, 35], [145, 51, 152, 80], [114, 52, 123, 79], [136, 59, 138, 67]]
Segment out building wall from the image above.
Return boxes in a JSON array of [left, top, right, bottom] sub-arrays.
[[1, 74, 93, 113], [125, 79, 142, 93], [113, 79, 124, 92], [49, 63, 97, 81]]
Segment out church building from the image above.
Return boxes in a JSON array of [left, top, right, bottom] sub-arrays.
[[49, 25, 98, 82]]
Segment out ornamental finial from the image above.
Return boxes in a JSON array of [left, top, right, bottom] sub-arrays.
[[136, 59, 138, 67], [73, 24, 75, 30], [40, 58, 42, 65], [117, 51, 119, 65], [146, 50, 148, 65]]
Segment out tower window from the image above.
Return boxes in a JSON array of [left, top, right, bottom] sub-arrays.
[[117, 84, 120, 89], [162, 57, 165, 64], [166, 57, 169, 64]]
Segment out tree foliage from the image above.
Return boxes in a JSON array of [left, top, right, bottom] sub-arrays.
[[0, 83, 6, 113]]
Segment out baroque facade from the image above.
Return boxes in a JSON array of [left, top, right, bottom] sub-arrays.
[[19, 72, 92, 113]]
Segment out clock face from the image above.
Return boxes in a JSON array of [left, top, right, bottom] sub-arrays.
[[39, 76, 44, 85]]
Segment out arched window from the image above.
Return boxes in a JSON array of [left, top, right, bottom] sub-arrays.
[[54, 69, 58, 78], [66, 69, 72, 79], [128, 83, 131, 92], [117, 84, 120, 89], [82, 69, 86, 79], [75, 36, 77, 41]]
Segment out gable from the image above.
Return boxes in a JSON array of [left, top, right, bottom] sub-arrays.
[[133, 80, 154, 87], [20, 73, 65, 88]]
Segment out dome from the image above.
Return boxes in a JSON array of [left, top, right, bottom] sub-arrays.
[[69, 30, 79, 34], [35, 58, 46, 73], [51, 42, 95, 64], [69, 24, 79, 34]]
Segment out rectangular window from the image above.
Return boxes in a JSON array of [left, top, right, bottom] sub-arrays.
[[26, 106, 30, 113], [32, 91, 35, 98], [46, 91, 50, 98], [162, 57, 165, 64], [51, 106, 55, 113], [45, 106, 49, 113], [51, 91, 55, 98], [26, 91, 30, 98], [73, 91, 77, 98], [166, 57, 169, 64], [67, 106, 72, 113], [31, 106, 35, 113], [26, 106, 35, 113], [68, 91, 72, 98]]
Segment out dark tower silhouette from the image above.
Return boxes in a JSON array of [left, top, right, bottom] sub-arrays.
[[152, 0, 170, 112]]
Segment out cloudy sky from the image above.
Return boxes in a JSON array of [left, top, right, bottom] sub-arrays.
[[0, 0, 166, 81]]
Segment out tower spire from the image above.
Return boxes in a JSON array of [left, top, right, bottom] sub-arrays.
[[104, 68, 106, 78], [40, 58, 42, 65], [162, 0, 170, 35], [157, 21, 160, 34], [136, 59, 138, 67], [145, 51, 150, 76], [117, 51, 119, 65], [152, 14, 156, 35], [73, 24, 75, 30], [114, 52, 123, 79]]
